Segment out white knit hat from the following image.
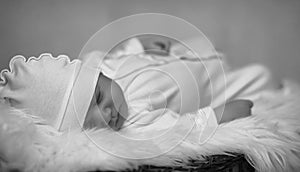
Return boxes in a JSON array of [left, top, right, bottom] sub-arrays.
[[0, 52, 102, 131]]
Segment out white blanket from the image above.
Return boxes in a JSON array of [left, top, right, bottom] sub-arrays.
[[0, 80, 300, 172]]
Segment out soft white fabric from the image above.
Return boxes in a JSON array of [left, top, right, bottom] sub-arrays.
[[0, 80, 299, 172], [0, 53, 101, 131]]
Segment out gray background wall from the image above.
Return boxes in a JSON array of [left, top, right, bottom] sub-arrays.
[[1, 0, 299, 82]]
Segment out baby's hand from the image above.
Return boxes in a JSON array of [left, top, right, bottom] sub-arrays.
[[214, 99, 253, 124], [138, 35, 172, 56]]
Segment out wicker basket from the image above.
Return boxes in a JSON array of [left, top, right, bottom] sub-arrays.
[[95, 154, 255, 172]]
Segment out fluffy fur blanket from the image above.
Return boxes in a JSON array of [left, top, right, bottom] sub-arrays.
[[0, 80, 300, 172]]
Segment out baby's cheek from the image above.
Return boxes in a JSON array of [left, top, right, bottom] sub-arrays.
[[84, 106, 108, 129]]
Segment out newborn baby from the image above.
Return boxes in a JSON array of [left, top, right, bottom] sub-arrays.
[[0, 36, 278, 139], [83, 35, 277, 133], [84, 63, 252, 131]]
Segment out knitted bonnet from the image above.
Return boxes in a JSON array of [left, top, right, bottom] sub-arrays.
[[0, 53, 102, 131]]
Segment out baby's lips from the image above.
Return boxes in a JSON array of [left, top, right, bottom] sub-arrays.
[[108, 104, 128, 131], [109, 106, 121, 130], [109, 112, 119, 131]]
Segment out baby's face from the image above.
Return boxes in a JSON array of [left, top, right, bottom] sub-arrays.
[[84, 73, 128, 130]]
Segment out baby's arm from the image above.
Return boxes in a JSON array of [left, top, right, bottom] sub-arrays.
[[214, 99, 253, 124], [137, 35, 176, 56], [183, 99, 253, 143]]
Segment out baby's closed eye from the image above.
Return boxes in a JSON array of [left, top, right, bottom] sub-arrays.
[[84, 73, 128, 131]]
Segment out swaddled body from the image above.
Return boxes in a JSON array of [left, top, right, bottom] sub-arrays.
[[84, 37, 279, 136]]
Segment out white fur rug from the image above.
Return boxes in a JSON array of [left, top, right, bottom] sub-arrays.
[[0, 80, 300, 172]]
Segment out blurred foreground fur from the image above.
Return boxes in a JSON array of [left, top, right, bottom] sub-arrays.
[[0, 80, 300, 172]]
